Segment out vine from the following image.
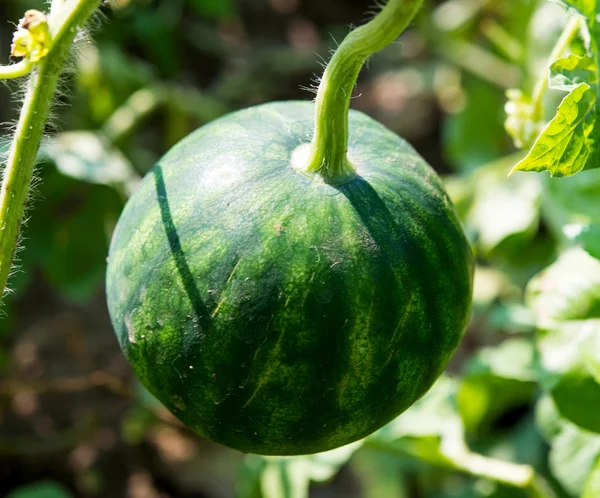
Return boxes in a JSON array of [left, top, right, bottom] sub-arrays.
[[293, 0, 424, 184], [0, 0, 103, 300]]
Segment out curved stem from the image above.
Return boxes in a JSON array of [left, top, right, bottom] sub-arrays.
[[301, 0, 424, 184], [0, 60, 33, 80], [0, 0, 102, 300], [531, 16, 580, 120]]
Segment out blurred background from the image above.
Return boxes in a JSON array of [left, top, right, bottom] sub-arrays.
[[1, 0, 597, 497]]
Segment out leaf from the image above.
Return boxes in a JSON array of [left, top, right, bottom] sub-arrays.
[[369, 376, 467, 467], [511, 83, 595, 177], [551, 55, 596, 90], [527, 248, 600, 433], [458, 339, 537, 434], [585, 351, 600, 384], [543, 168, 600, 231], [443, 76, 507, 172], [583, 457, 600, 498], [535, 395, 600, 496], [552, 0, 596, 19], [42, 131, 138, 186], [456, 153, 541, 255], [551, 422, 600, 495], [565, 222, 600, 259], [237, 441, 364, 498]]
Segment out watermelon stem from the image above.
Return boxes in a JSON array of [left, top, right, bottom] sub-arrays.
[[302, 0, 424, 184], [0, 0, 102, 301], [0, 60, 33, 80]]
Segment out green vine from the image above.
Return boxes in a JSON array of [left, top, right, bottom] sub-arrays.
[[530, 16, 581, 122], [0, 0, 102, 300], [293, 0, 425, 184]]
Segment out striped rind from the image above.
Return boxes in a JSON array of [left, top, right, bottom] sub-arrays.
[[106, 101, 473, 455]]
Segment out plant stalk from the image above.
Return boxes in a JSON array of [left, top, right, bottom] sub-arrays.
[[0, 60, 33, 79], [0, 0, 102, 300], [301, 0, 424, 184], [531, 15, 581, 120]]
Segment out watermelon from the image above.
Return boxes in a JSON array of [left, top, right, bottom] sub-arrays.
[[106, 101, 473, 455]]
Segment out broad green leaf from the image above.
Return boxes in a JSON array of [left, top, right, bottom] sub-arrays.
[[565, 222, 600, 259], [535, 395, 564, 443], [551, 55, 596, 90], [535, 395, 600, 496], [458, 339, 537, 434], [456, 153, 541, 255], [42, 132, 138, 187], [552, 0, 596, 19], [511, 83, 595, 177], [585, 351, 600, 383], [443, 77, 507, 172], [583, 457, 600, 498], [527, 248, 600, 433], [542, 169, 600, 235], [238, 441, 364, 498], [369, 376, 467, 467], [550, 423, 600, 495]]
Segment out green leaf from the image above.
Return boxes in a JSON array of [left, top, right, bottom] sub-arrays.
[[565, 222, 600, 259], [586, 353, 600, 384], [583, 457, 600, 498], [511, 83, 595, 177], [443, 77, 507, 172], [552, 0, 596, 19], [535, 395, 600, 496], [238, 441, 364, 498], [369, 376, 466, 467], [458, 339, 537, 434], [551, 55, 596, 90], [527, 248, 600, 433], [454, 153, 541, 256], [42, 132, 138, 187], [542, 169, 600, 232], [550, 424, 600, 495]]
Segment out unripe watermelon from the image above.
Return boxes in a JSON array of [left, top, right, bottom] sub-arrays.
[[106, 101, 473, 455]]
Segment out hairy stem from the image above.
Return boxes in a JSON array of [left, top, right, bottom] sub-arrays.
[[0, 0, 102, 300], [301, 0, 424, 183]]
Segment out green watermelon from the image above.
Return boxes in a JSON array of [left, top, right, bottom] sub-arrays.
[[106, 101, 473, 455]]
